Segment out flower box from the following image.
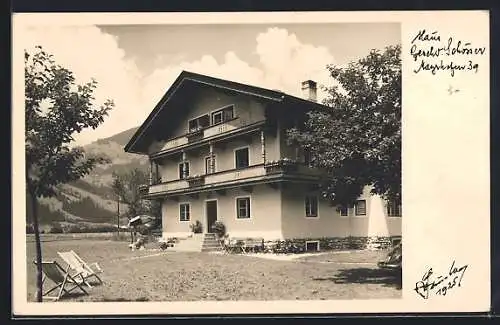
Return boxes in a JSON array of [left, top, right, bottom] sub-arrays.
[[186, 128, 204, 142], [264, 158, 299, 174], [186, 174, 205, 187], [137, 184, 149, 196]]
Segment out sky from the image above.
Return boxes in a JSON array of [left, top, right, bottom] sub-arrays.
[[21, 23, 400, 146]]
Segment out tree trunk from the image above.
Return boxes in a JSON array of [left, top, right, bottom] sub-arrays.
[[30, 191, 43, 302], [117, 197, 120, 237]]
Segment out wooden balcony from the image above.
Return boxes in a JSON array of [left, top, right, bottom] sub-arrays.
[[264, 158, 300, 174], [146, 164, 267, 196], [142, 161, 322, 198], [150, 118, 266, 158]]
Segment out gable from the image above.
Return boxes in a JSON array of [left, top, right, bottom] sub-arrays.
[[167, 86, 268, 140], [124, 71, 329, 155]]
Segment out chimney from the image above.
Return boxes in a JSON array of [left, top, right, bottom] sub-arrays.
[[301, 80, 317, 102]]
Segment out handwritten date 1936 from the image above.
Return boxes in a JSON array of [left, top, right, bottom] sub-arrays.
[[414, 260, 468, 299]]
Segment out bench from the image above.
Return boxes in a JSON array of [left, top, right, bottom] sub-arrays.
[[224, 237, 264, 254]]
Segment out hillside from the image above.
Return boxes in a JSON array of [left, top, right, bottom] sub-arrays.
[[29, 125, 155, 230]]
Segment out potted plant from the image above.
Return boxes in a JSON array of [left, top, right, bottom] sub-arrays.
[[211, 221, 226, 244], [190, 220, 203, 234]]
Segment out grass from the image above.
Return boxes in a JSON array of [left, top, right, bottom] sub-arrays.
[[26, 238, 401, 302]]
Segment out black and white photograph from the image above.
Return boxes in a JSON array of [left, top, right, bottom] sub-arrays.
[[12, 11, 490, 315]]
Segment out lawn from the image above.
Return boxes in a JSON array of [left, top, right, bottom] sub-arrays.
[[25, 238, 401, 302]]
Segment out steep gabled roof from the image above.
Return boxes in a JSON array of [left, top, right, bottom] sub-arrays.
[[124, 70, 328, 154]]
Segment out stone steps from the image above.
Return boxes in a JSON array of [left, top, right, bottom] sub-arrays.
[[168, 233, 223, 253], [201, 233, 223, 253]]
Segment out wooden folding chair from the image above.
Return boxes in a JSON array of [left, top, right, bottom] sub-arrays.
[[57, 250, 103, 288], [33, 260, 88, 301]]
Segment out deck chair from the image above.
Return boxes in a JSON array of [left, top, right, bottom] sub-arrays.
[[57, 250, 103, 288], [33, 260, 88, 301]]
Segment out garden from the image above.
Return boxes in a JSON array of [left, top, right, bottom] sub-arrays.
[[26, 236, 401, 302]]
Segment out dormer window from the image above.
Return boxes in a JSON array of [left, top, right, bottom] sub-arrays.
[[211, 105, 234, 125], [188, 114, 210, 133]]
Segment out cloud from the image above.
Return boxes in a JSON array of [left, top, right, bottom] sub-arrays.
[[255, 27, 334, 99], [21, 25, 144, 146], [143, 27, 335, 114], [142, 51, 266, 111], [22, 26, 336, 145]]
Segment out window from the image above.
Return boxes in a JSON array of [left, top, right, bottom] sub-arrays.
[[355, 200, 367, 216], [235, 147, 249, 169], [236, 197, 251, 219], [387, 200, 402, 217], [188, 114, 210, 132], [212, 111, 223, 125], [211, 105, 234, 125], [205, 156, 216, 174], [178, 161, 190, 179], [305, 241, 320, 252], [179, 203, 190, 221], [339, 206, 348, 217], [305, 196, 318, 218]]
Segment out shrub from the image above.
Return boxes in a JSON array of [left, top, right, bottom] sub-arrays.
[[190, 220, 203, 234], [211, 221, 226, 238], [270, 239, 306, 254], [48, 224, 63, 234]]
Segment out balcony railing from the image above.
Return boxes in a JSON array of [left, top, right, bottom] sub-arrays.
[[142, 160, 322, 197], [264, 158, 300, 174], [147, 164, 267, 195], [152, 118, 264, 156]]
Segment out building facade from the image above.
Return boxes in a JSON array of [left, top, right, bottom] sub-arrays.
[[125, 71, 401, 250]]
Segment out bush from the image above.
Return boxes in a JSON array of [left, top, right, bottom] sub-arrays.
[[211, 221, 226, 238], [190, 220, 203, 234], [48, 224, 63, 234]]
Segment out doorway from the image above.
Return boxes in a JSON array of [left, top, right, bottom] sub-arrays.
[[206, 200, 218, 233]]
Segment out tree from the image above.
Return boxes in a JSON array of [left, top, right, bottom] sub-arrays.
[[112, 168, 148, 218], [287, 45, 401, 206], [111, 169, 161, 217], [25, 46, 114, 302], [111, 168, 162, 242]]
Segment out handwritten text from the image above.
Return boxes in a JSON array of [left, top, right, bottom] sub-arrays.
[[410, 29, 486, 77], [414, 260, 468, 299]]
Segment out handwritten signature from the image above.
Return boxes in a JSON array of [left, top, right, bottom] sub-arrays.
[[414, 260, 468, 299]]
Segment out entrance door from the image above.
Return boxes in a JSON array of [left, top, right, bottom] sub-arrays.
[[206, 200, 218, 233]]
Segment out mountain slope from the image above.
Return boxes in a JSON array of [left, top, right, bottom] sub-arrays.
[[31, 126, 152, 229]]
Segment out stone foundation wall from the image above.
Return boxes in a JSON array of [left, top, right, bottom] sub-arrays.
[[259, 236, 395, 254]]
